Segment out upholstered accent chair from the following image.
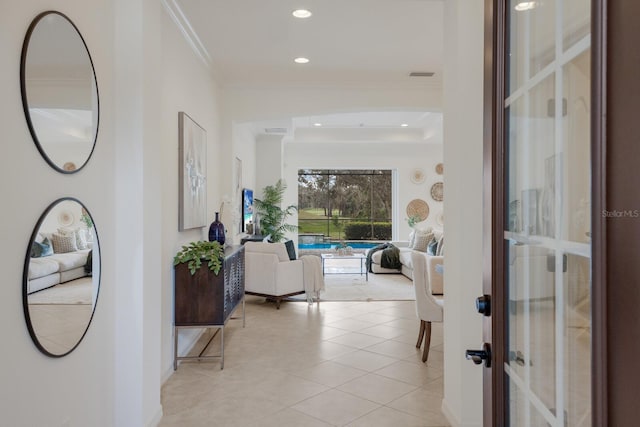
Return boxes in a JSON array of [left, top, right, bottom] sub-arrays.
[[244, 242, 323, 309], [411, 251, 444, 362]]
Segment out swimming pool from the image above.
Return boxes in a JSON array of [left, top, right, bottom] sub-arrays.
[[298, 241, 382, 250]]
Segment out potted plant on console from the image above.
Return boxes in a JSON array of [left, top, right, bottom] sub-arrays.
[[173, 241, 225, 325]]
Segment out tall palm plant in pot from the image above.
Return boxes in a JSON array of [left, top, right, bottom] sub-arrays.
[[254, 179, 297, 242]]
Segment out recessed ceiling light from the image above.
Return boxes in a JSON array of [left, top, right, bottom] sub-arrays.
[[294, 57, 310, 64], [514, 1, 538, 11], [292, 9, 312, 18], [313, 123, 322, 127], [401, 123, 409, 127]]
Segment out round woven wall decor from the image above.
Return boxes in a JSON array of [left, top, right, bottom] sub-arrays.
[[431, 182, 444, 202], [58, 210, 75, 227], [435, 163, 444, 175], [410, 168, 426, 184], [406, 198, 430, 221]]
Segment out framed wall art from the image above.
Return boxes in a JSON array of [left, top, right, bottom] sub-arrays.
[[178, 112, 207, 231]]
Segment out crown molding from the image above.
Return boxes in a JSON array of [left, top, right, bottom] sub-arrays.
[[161, 0, 213, 69]]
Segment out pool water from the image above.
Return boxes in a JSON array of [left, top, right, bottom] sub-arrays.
[[298, 241, 381, 250]]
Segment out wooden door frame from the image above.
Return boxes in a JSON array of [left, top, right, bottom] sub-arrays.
[[597, 0, 640, 424], [483, 0, 616, 425], [482, 0, 506, 426]]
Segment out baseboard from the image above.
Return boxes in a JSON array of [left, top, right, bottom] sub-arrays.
[[146, 405, 163, 427], [441, 398, 482, 427], [162, 327, 206, 384], [441, 398, 461, 427]]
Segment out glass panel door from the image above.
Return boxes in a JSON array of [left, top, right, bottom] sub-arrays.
[[504, 1, 591, 425]]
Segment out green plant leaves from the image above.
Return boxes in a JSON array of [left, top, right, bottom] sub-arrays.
[[254, 179, 298, 242], [173, 241, 224, 275]]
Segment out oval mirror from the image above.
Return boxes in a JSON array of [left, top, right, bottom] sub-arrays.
[[23, 198, 100, 357], [20, 11, 99, 174]]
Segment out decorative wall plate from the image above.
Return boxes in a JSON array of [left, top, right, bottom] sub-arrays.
[[410, 168, 425, 184], [431, 182, 444, 202], [406, 198, 430, 221], [435, 163, 444, 175], [58, 210, 75, 226]]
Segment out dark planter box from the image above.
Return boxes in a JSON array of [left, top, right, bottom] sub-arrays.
[[174, 262, 225, 326]]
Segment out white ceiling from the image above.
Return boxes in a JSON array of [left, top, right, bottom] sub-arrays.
[[173, 0, 445, 138]]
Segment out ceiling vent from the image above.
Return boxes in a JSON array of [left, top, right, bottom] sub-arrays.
[[264, 127, 287, 134], [409, 72, 435, 77]]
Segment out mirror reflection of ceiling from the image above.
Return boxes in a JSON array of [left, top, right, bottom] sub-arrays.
[[24, 198, 100, 357], [26, 13, 93, 80], [22, 11, 99, 173]]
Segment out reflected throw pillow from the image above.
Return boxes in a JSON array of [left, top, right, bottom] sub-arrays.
[[31, 237, 53, 258], [75, 228, 88, 250], [51, 232, 78, 253]]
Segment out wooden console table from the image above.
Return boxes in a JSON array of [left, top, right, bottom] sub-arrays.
[[173, 245, 245, 370]]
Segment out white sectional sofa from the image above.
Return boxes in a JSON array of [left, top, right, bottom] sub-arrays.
[[28, 249, 92, 294], [369, 228, 444, 294], [27, 227, 93, 294]]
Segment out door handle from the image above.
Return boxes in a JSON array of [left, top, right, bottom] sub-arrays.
[[475, 295, 490, 316], [465, 343, 491, 368]]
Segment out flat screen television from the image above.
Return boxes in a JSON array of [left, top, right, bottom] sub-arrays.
[[242, 188, 254, 233]]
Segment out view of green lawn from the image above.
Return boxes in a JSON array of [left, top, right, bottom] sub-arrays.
[[299, 208, 349, 239]]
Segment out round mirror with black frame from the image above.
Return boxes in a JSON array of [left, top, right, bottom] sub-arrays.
[[20, 11, 100, 174], [23, 198, 101, 357]]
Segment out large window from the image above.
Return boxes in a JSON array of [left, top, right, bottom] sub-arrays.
[[298, 169, 392, 241]]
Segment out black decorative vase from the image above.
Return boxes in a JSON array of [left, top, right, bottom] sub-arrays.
[[208, 212, 225, 245]]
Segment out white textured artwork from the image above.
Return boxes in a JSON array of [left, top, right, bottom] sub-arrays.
[[178, 112, 207, 230]]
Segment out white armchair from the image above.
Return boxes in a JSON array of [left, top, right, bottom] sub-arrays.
[[244, 242, 323, 309], [411, 251, 444, 362]]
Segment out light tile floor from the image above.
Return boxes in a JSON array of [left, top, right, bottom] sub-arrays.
[[160, 296, 450, 427]]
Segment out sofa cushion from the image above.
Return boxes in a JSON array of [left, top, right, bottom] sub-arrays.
[[371, 250, 382, 264], [28, 257, 60, 279], [52, 251, 91, 271], [398, 248, 413, 269]]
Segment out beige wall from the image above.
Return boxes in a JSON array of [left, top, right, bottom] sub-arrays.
[[0, 1, 121, 425], [441, 1, 485, 426]]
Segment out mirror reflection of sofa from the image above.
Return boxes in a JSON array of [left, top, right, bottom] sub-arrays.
[[28, 228, 93, 294]]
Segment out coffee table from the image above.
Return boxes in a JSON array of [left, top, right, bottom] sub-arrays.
[[320, 253, 368, 281]]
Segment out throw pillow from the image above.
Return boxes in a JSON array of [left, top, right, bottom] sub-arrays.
[[436, 236, 445, 256], [57, 227, 76, 236], [75, 228, 89, 250], [51, 232, 78, 253], [412, 229, 434, 252], [31, 237, 53, 258], [408, 230, 416, 248], [284, 240, 297, 260], [427, 238, 438, 256]]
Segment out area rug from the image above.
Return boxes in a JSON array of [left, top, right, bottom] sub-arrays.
[[27, 277, 92, 305], [293, 273, 415, 302]]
